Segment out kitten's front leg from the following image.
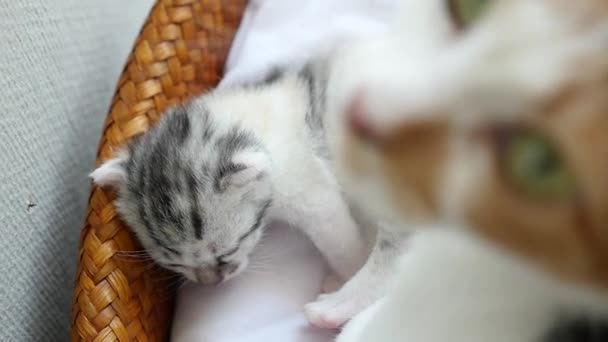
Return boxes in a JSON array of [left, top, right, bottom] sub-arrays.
[[294, 191, 368, 284], [304, 225, 408, 329]]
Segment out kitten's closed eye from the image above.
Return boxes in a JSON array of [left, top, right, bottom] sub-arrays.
[[166, 263, 185, 270], [217, 246, 239, 260], [215, 198, 272, 261]]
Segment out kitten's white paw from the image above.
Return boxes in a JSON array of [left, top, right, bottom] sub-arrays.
[[304, 285, 373, 329], [305, 261, 388, 329], [304, 298, 350, 329]]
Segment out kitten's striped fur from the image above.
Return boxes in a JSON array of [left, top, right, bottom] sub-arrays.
[[91, 62, 395, 327]]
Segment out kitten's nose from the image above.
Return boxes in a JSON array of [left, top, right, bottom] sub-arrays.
[[194, 268, 221, 285], [193, 262, 239, 285]]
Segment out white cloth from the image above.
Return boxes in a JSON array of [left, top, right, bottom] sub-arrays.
[[172, 1, 398, 341], [172, 224, 335, 342], [219, 0, 399, 88]]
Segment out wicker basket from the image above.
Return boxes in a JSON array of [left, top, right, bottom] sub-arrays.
[[71, 1, 247, 340]]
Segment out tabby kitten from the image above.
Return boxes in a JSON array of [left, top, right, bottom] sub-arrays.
[[90, 62, 406, 328], [328, 0, 608, 340]]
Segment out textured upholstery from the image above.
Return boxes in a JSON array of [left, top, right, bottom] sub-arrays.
[[0, 0, 153, 340]]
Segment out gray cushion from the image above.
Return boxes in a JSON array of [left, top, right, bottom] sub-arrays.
[[0, 0, 153, 340]]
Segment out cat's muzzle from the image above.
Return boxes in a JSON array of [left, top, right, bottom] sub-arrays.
[[194, 262, 240, 285]]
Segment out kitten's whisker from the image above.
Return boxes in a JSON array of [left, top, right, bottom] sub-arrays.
[[245, 269, 271, 276], [249, 258, 273, 267], [178, 280, 190, 291], [166, 277, 185, 288], [164, 278, 187, 296], [119, 261, 158, 273], [153, 273, 183, 282], [251, 256, 274, 264], [242, 266, 272, 276], [135, 264, 158, 272], [114, 256, 154, 263], [114, 251, 150, 256], [248, 260, 272, 266]]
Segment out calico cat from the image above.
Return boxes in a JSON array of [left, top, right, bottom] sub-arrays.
[[327, 0, 608, 340]]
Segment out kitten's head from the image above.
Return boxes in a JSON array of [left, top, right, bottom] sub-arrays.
[[337, 0, 608, 289], [91, 104, 273, 285]]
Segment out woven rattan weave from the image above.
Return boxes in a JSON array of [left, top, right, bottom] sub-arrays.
[[71, 1, 247, 340]]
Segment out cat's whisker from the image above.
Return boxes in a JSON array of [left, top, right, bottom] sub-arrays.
[[114, 252, 151, 257], [165, 277, 186, 290], [250, 255, 274, 265], [242, 265, 272, 277], [136, 264, 158, 272], [248, 260, 271, 268], [246, 265, 269, 271], [247, 262, 269, 269], [245, 267, 272, 272], [250, 258, 273, 266], [153, 272, 183, 283], [114, 250, 150, 256], [118, 261, 159, 274], [114, 256, 154, 263], [178, 280, 190, 291]]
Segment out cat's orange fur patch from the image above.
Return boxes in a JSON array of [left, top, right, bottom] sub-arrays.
[[348, 78, 608, 290]]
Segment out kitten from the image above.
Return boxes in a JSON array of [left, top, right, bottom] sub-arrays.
[[328, 0, 608, 340], [91, 62, 406, 328]]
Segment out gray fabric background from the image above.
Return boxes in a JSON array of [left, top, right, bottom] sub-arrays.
[[0, 0, 154, 340]]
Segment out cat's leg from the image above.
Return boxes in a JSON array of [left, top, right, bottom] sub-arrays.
[[293, 188, 369, 284], [304, 226, 408, 329]]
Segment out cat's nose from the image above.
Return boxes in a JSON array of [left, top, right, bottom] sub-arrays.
[[194, 268, 222, 285], [193, 263, 239, 285], [348, 97, 376, 141]]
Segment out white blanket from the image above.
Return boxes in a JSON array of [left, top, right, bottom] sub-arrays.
[[172, 1, 397, 341], [172, 224, 335, 342], [218, 0, 399, 88]]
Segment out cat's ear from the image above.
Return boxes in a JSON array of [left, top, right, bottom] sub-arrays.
[[216, 150, 270, 191], [90, 151, 129, 188]]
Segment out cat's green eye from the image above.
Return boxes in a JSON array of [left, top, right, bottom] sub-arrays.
[[503, 132, 575, 199], [449, 0, 490, 27]]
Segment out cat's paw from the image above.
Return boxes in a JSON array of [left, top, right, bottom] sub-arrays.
[[304, 286, 371, 329], [304, 296, 351, 329], [305, 266, 386, 329]]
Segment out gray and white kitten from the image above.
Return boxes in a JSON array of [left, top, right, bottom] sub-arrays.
[[91, 62, 405, 328]]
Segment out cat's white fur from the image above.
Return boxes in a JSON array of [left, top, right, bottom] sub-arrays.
[[219, 0, 400, 89], [92, 0, 608, 334], [202, 77, 370, 280], [338, 230, 608, 342], [92, 73, 374, 324], [330, 0, 608, 340], [322, 0, 608, 241]]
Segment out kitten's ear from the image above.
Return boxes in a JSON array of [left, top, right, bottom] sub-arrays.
[[89, 151, 129, 188], [217, 150, 270, 191]]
